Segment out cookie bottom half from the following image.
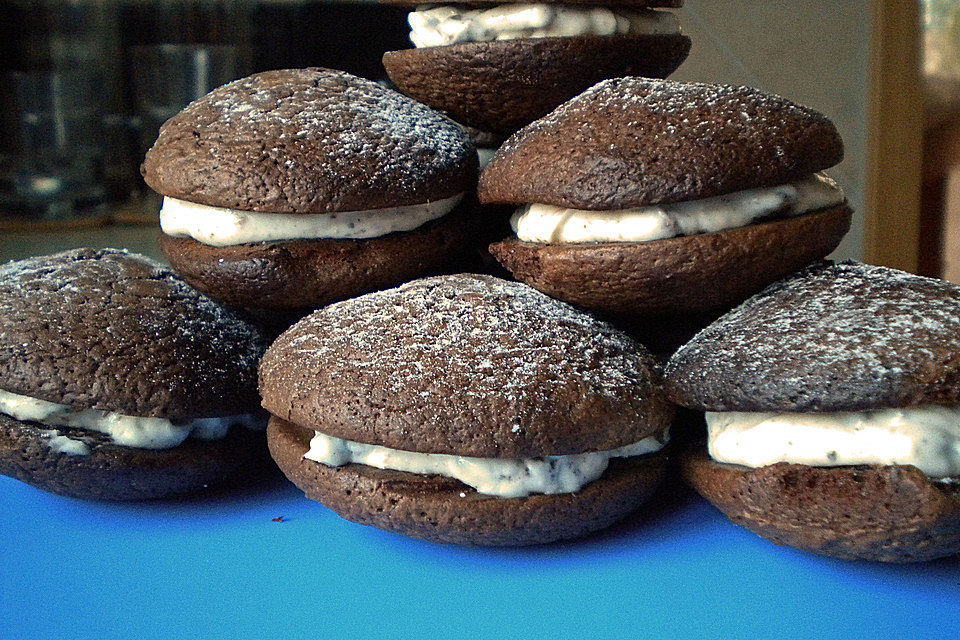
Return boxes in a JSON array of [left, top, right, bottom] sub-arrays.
[[490, 205, 852, 317], [681, 446, 960, 563], [383, 34, 691, 134], [268, 417, 667, 546], [160, 204, 478, 317], [0, 412, 270, 501]]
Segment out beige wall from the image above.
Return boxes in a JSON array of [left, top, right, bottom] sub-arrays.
[[671, 1, 872, 261]]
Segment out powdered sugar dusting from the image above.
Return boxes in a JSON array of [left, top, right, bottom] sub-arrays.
[[292, 275, 649, 392], [502, 77, 821, 155], [666, 262, 960, 412], [146, 68, 476, 213], [261, 274, 669, 456], [202, 70, 468, 164], [482, 76, 843, 209], [0, 248, 265, 418]]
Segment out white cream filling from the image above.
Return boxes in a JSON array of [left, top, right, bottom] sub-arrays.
[[409, 4, 679, 48], [39, 429, 91, 456], [706, 406, 960, 479], [0, 388, 264, 450], [305, 430, 668, 498], [159, 194, 463, 247], [511, 173, 845, 243]]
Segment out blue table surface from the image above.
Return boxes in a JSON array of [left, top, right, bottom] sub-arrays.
[[2, 469, 958, 640]]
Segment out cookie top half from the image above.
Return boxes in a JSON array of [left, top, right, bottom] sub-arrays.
[[479, 77, 843, 209], [142, 68, 477, 213], [259, 274, 673, 457], [381, 0, 681, 7], [665, 262, 960, 412], [0, 249, 266, 418]]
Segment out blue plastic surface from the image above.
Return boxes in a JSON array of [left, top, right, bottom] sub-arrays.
[[2, 471, 958, 640]]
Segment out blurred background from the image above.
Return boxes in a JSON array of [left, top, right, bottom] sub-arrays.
[[0, 0, 949, 281]]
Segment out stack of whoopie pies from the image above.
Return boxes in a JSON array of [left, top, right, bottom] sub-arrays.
[[7, 12, 950, 566], [260, 274, 674, 545], [382, 0, 691, 136], [142, 68, 479, 328], [0, 249, 268, 501], [665, 262, 960, 562]]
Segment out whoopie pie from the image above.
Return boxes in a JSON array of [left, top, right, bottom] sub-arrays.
[[382, 1, 691, 134], [480, 77, 853, 324], [260, 274, 674, 545], [665, 262, 960, 562], [142, 68, 479, 323], [0, 249, 268, 501]]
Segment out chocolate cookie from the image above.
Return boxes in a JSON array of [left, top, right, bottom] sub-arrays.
[[682, 449, 960, 563], [2, 414, 268, 501], [490, 207, 851, 317], [384, 34, 691, 134], [143, 68, 480, 316], [158, 206, 475, 316], [665, 262, 960, 411], [479, 77, 851, 320], [665, 262, 960, 562], [268, 418, 666, 546], [260, 274, 674, 545], [382, 0, 682, 6], [0, 248, 269, 500]]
